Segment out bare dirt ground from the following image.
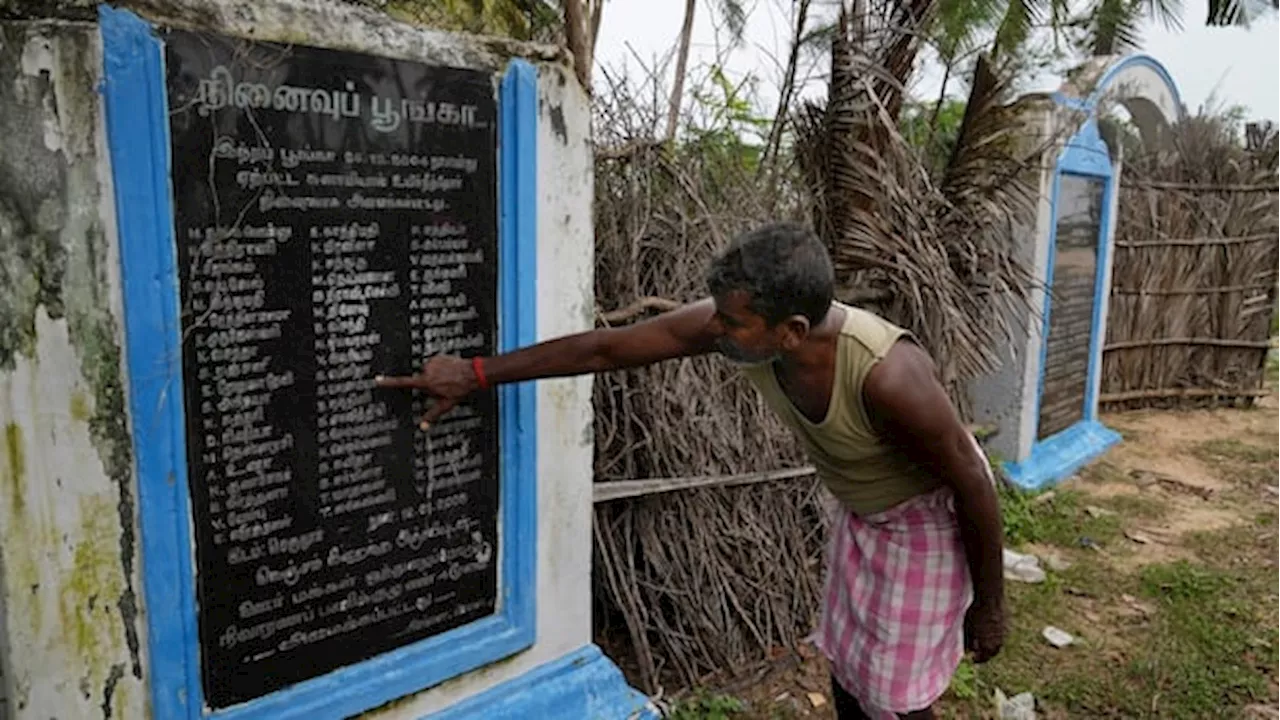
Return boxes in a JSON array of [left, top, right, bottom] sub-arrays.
[[666, 390, 1278, 720]]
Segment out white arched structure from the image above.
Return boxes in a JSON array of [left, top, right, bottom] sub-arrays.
[[970, 54, 1184, 490]]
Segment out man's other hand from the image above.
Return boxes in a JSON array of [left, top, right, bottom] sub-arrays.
[[963, 598, 1006, 664]]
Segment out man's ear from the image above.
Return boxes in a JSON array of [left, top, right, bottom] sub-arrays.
[[780, 315, 810, 350]]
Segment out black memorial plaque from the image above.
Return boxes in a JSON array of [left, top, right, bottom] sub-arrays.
[[163, 29, 500, 708], [1038, 174, 1103, 440]]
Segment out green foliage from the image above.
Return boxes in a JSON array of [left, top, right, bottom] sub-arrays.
[[947, 493, 1278, 718], [1130, 559, 1278, 717], [998, 485, 1122, 548], [948, 658, 980, 700], [668, 692, 746, 720], [934, 0, 1006, 62], [684, 65, 768, 172], [899, 99, 967, 179]]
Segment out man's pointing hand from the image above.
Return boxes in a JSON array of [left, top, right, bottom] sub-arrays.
[[375, 355, 479, 429]]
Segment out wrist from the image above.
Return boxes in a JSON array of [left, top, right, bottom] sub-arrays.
[[974, 585, 1005, 607], [470, 356, 490, 391]]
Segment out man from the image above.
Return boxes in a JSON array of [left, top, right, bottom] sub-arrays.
[[375, 222, 1005, 719]]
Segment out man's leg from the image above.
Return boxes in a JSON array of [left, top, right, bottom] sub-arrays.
[[829, 675, 935, 720], [830, 674, 871, 720]]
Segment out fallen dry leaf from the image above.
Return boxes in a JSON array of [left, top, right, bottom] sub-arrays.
[[1125, 530, 1153, 544], [807, 692, 827, 708]]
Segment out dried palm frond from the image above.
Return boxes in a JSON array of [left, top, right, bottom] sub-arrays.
[[796, 7, 1039, 407], [934, 53, 1042, 379]]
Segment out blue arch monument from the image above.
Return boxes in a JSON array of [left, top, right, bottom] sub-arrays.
[[970, 54, 1185, 490]]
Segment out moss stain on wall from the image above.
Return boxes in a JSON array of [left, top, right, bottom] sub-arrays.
[[0, 21, 146, 718]]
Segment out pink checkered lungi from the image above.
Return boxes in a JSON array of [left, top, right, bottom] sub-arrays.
[[814, 487, 972, 719]]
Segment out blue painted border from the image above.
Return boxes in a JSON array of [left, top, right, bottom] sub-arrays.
[[1008, 54, 1185, 490], [423, 645, 657, 720], [1003, 420, 1122, 491], [1089, 54, 1186, 116], [102, 7, 539, 718], [100, 7, 200, 719], [1009, 117, 1120, 490], [1051, 53, 1186, 120]]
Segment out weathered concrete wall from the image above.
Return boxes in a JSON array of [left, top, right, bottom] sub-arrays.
[[3, 3, 599, 718], [0, 20, 148, 720], [4, 0, 568, 89], [967, 99, 1057, 464]]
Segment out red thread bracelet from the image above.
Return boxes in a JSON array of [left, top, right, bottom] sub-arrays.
[[472, 356, 490, 390]]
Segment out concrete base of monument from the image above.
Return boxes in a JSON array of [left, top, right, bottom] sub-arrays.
[[1002, 419, 1123, 491], [424, 645, 657, 720]]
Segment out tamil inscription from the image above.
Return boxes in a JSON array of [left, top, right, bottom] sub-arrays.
[[1038, 174, 1104, 440], [163, 29, 500, 708]]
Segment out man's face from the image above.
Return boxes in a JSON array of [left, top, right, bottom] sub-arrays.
[[711, 290, 784, 365]]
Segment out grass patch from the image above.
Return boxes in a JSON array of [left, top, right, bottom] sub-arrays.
[[668, 691, 747, 720], [943, 557, 1277, 718], [1187, 430, 1280, 486], [1097, 492, 1169, 520], [947, 658, 979, 701], [938, 560, 1143, 715], [1194, 439, 1277, 465], [1129, 560, 1278, 718], [999, 485, 1123, 549]]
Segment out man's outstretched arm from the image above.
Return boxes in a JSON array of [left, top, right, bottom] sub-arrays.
[[863, 339, 1006, 663], [376, 299, 719, 426]]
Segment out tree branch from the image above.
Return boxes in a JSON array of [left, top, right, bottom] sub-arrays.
[[666, 0, 699, 142], [761, 0, 813, 173]]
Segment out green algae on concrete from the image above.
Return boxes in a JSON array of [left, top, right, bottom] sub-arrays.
[[1, 20, 147, 714], [3, 423, 24, 516], [60, 495, 125, 663]]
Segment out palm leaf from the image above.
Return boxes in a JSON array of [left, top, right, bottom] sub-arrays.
[[795, 2, 1039, 406], [1087, 0, 1146, 54], [717, 0, 749, 43], [992, 0, 1042, 57]]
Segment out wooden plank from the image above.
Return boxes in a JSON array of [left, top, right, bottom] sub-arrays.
[[592, 425, 999, 503], [1121, 180, 1279, 193], [1104, 337, 1273, 351], [1100, 387, 1271, 403], [1111, 282, 1277, 296], [593, 466, 817, 503], [1115, 233, 1277, 248]]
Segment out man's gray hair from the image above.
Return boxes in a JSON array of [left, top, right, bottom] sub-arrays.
[[706, 222, 835, 326]]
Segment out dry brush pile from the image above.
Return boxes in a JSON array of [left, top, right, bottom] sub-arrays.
[[589, 67, 827, 694]]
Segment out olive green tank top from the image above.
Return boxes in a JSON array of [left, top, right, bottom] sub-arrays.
[[740, 304, 942, 516]]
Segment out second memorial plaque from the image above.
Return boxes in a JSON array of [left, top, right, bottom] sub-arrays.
[[164, 29, 500, 708]]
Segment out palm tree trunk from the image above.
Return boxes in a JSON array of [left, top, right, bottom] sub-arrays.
[[590, 0, 605, 63], [666, 0, 698, 142], [563, 0, 593, 91]]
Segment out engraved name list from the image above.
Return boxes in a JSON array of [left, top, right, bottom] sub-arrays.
[[164, 30, 500, 708]]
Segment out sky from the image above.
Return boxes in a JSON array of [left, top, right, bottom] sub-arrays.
[[593, 0, 1280, 126]]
